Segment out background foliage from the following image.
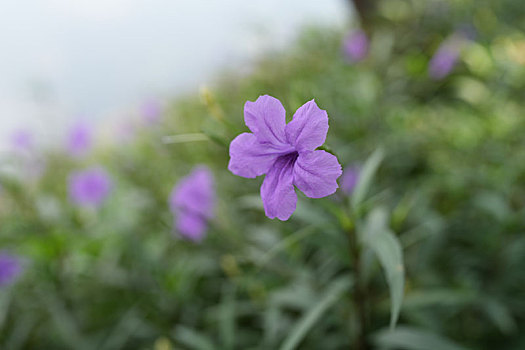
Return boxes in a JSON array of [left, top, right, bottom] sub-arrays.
[[1, 0, 525, 349]]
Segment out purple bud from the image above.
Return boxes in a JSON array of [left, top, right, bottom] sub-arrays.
[[66, 120, 93, 157], [340, 166, 360, 195], [68, 167, 112, 208], [343, 30, 369, 63], [0, 252, 23, 287], [141, 99, 163, 124], [169, 166, 215, 242]]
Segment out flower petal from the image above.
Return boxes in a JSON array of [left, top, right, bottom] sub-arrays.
[[261, 155, 298, 220], [228, 133, 292, 178], [176, 211, 207, 242], [244, 95, 287, 145], [293, 150, 342, 198], [285, 99, 328, 151]]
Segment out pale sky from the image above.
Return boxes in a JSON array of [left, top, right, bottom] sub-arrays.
[[0, 0, 348, 149]]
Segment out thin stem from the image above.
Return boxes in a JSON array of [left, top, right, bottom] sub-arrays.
[[162, 133, 209, 144], [348, 226, 368, 350]]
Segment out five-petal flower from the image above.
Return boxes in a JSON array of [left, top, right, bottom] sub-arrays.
[[228, 95, 342, 220]]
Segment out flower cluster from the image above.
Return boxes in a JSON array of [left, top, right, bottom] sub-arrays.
[[228, 95, 342, 220], [170, 166, 215, 242]]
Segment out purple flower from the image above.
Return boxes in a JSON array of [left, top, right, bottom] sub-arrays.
[[343, 30, 369, 62], [10, 129, 34, 153], [0, 252, 23, 287], [228, 95, 342, 221], [340, 166, 360, 195], [66, 120, 93, 157], [68, 167, 112, 208], [428, 37, 463, 80], [141, 99, 163, 124], [170, 166, 215, 242]]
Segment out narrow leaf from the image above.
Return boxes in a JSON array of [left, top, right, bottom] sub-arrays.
[[219, 285, 236, 350], [373, 326, 469, 350], [174, 326, 216, 350], [279, 276, 352, 350], [362, 207, 404, 328], [351, 147, 384, 209]]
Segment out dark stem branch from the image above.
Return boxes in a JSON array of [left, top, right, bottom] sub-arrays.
[[350, 0, 377, 31]]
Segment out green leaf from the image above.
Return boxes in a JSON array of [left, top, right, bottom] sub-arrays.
[[373, 326, 469, 350], [263, 304, 280, 347], [351, 148, 384, 209], [257, 226, 317, 269], [361, 207, 404, 328], [279, 276, 352, 350], [43, 292, 91, 350], [219, 285, 236, 350], [483, 298, 517, 334], [99, 308, 143, 350], [174, 326, 216, 350], [3, 312, 37, 350]]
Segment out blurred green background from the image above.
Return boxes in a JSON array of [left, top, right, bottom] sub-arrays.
[[1, 0, 525, 349]]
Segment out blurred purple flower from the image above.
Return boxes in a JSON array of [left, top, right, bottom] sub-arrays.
[[170, 166, 215, 242], [428, 45, 459, 80], [343, 30, 369, 62], [10, 129, 34, 153], [141, 99, 163, 124], [428, 33, 469, 80], [0, 252, 22, 287], [66, 120, 93, 157], [228, 95, 342, 221], [68, 167, 112, 208], [340, 166, 360, 195]]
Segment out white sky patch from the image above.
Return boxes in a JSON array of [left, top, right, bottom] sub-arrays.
[[0, 0, 349, 151], [48, 0, 136, 21]]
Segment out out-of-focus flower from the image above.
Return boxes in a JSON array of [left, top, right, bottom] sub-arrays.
[[170, 166, 215, 242], [116, 119, 136, 143], [8, 128, 45, 181], [342, 30, 369, 62], [66, 120, 93, 157], [68, 167, 112, 208], [10, 129, 34, 153], [141, 99, 163, 124], [340, 166, 360, 195], [228, 95, 342, 221], [0, 252, 23, 287], [428, 33, 469, 80]]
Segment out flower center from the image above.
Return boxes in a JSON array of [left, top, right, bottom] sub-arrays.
[[281, 151, 299, 167]]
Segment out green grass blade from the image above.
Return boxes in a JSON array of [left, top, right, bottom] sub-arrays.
[[279, 276, 352, 350], [373, 326, 469, 350], [351, 147, 384, 209], [362, 207, 404, 328]]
